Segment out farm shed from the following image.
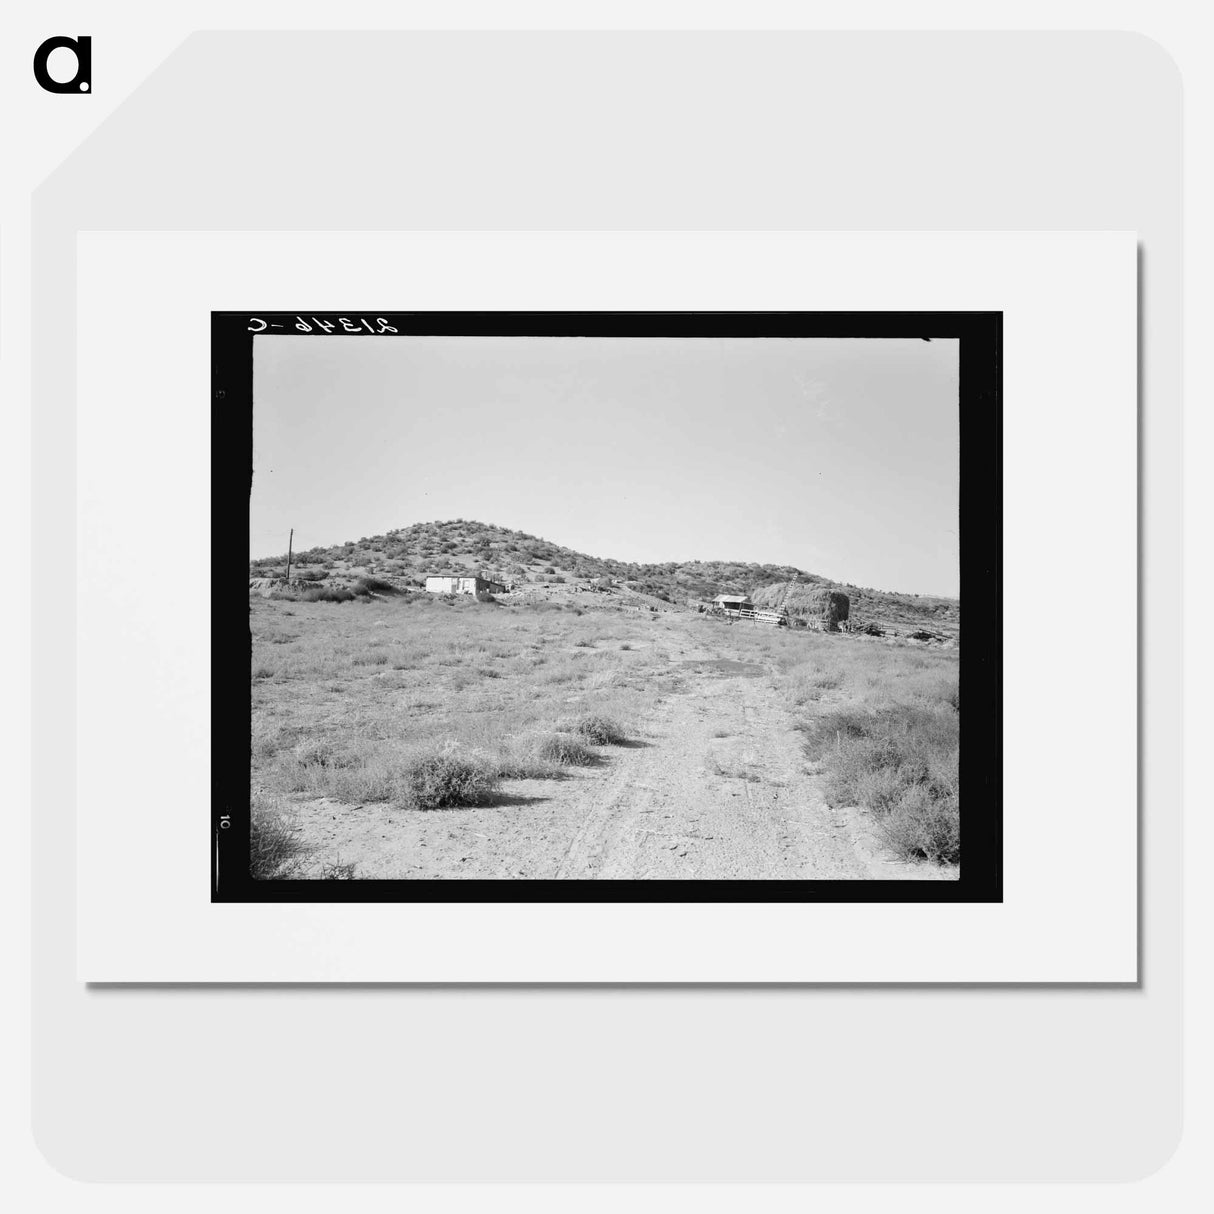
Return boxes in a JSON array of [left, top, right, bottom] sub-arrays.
[[424, 574, 506, 600], [712, 594, 754, 613]]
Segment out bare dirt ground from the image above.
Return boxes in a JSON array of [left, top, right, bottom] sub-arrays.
[[284, 623, 953, 880]]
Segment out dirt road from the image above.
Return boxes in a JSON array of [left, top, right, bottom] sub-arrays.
[[285, 626, 949, 881]]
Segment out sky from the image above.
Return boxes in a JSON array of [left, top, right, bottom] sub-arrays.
[[250, 334, 960, 597]]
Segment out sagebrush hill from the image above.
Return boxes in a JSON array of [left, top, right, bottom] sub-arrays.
[[250, 519, 959, 635]]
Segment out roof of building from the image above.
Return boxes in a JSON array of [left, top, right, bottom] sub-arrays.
[[425, 573, 504, 583], [714, 593, 751, 603]]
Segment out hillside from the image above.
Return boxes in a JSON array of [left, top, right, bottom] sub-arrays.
[[249, 518, 959, 636]]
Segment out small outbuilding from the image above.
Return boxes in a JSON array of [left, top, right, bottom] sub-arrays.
[[712, 594, 754, 614], [424, 574, 506, 600]]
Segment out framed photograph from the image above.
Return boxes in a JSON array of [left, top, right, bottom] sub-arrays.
[[216, 310, 1001, 904], [75, 230, 1134, 981]]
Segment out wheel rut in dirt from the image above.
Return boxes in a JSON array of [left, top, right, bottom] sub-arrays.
[[545, 633, 872, 880]]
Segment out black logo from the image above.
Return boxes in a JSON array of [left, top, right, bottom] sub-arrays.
[[33, 36, 91, 93]]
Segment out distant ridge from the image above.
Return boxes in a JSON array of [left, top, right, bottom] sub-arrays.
[[250, 518, 959, 630]]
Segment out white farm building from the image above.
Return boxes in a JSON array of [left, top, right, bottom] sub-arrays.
[[424, 574, 506, 599]]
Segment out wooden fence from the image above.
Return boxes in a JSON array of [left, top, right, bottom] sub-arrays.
[[711, 607, 866, 633], [716, 607, 788, 626]]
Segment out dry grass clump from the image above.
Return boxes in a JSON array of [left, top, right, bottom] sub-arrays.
[[318, 859, 358, 879], [280, 738, 502, 806], [403, 748, 500, 809], [561, 713, 628, 745], [271, 735, 500, 810], [801, 705, 959, 864], [492, 710, 629, 777], [293, 737, 355, 769], [494, 746, 563, 780], [300, 586, 356, 603], [786, 664, 847, 705], [809, 670, 844, 690], [352, 575, 400, 596], [250, 792, 306, 879], [535, 732, 600, 767], [870, 782, 959, 865]]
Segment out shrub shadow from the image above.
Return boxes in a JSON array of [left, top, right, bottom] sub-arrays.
[[478, 791, 552, 808]]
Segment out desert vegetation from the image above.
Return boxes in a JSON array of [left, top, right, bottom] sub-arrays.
[[250, 790, 307, 879], [250, 593, 651, 877]]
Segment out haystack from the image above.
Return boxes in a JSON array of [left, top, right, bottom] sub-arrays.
[[752, 582, 850, 631], [807, 588, 850, 631]]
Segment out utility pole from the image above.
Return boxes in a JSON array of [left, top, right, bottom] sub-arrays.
[[286, 528, 293, 582]]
